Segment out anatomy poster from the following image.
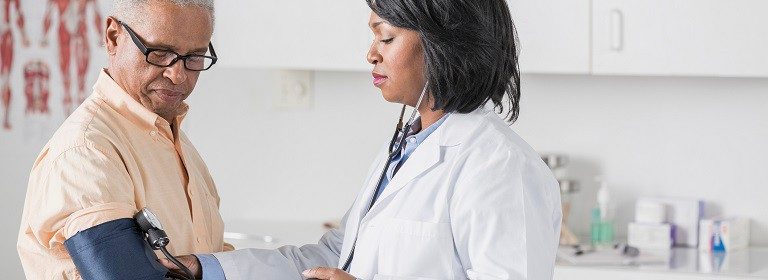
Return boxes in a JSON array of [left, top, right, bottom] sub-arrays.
[[1, 0, 111, 142]]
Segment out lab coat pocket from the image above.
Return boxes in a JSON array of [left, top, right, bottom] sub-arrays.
[[378, 218, 454, 279]]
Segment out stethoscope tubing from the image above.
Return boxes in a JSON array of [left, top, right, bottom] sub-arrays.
[[341, 83, 429, 272]]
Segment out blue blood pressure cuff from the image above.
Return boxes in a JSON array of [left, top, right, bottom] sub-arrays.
[[64, 218, 169, 280]]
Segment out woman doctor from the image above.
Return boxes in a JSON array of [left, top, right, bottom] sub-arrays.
[[165, 0, 562, 279]]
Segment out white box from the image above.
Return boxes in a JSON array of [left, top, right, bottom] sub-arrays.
[[635, 200, 668, 224], [628, 222, 674, 250], [637, 197, 703, 247], [699, 217, 750, 252]]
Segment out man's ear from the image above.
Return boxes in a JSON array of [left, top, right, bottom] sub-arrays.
[[105, 17, 121, 55]]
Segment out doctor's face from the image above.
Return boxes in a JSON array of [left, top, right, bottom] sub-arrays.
[[367, 12, 427, 107]]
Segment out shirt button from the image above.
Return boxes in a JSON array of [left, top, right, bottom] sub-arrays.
[[150, 131, 157, 136], [408, 138, 416, 144]]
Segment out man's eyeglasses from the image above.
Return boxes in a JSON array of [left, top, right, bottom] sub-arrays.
[[118, 20, 217, 71]]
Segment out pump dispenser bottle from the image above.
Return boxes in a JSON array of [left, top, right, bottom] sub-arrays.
[[591, 177, 615, 247]]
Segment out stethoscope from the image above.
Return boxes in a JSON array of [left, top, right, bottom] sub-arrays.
[[340, 83, 429, 271]]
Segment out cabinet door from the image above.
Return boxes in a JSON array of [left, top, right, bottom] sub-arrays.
[[593, 0, 768, 77], [215, 0, 372, 71], [510, 0, 591, 74]]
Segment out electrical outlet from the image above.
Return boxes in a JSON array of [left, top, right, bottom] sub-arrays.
[[274, 70, 313, 110]]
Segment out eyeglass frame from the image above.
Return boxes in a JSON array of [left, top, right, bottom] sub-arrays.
[[116, 19, 218, 71]]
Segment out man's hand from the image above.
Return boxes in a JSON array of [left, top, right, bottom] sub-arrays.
[[159, 255, 202, 279], [302, 267, 356, 280]]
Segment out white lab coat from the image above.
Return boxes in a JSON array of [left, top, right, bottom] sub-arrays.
[[213, 105, 562, 280]]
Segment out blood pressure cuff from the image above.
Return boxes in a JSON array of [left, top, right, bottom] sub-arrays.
[[64, 218, 169, 280]]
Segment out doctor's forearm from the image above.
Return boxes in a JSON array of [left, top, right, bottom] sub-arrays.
[[209, 243, 341, 280], [196, 254, 226, 280]]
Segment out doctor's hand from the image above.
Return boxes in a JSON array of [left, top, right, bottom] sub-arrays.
[[302, 267, 357, 280], [159, 255, 202, 279]]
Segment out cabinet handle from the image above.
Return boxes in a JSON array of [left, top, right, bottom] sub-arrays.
[[610, 9, 624, 51]]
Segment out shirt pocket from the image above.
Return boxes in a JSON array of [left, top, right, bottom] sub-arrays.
[[377, 218, 454, 279]]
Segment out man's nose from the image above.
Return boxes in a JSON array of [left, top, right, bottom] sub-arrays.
[[163, 60, 188, 85]]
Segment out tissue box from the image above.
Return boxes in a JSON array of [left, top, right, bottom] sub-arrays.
[[635, 200, 668, 224], [628, 222, 675, 250], [699, 217, 750, 252], [637, 197, 703, 247]]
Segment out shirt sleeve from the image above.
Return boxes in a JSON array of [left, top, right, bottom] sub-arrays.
[[197, 254, 227, 280], [26, 144, 137, 250]]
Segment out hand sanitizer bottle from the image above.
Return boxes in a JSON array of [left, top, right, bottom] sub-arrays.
[[591, 177, 614, 248]]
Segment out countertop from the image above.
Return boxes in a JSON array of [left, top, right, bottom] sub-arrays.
[[222, 220, 768, 279], [556, 247, 768, 279]]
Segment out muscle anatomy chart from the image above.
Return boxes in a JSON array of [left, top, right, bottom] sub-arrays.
[[0, 0, 106, 135], [23, 61, 50, 115], [41, 0, 102, 117], [1, 0, 30, 130]]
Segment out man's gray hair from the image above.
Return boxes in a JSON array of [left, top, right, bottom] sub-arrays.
[[111, 0, 215, 26]]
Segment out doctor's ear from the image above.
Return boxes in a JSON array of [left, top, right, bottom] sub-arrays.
[[105, 17, 121, 55]]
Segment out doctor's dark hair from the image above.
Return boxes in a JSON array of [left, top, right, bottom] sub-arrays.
[[367, 0, 521, 122]]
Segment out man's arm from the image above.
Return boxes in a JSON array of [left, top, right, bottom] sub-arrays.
[[65, 219, 168, 279], [26, 145, 147, 277]]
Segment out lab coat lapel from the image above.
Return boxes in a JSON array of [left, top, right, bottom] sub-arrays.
[[366, 135, 443, 215], [365, 107, 487, 216]]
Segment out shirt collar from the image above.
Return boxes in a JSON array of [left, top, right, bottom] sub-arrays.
[[94, 69, 189, 132], [403, 113, 451, 147]]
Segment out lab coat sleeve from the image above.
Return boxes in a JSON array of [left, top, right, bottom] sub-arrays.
[[449, 149, 562, 280], [211, 209, 350, 280]]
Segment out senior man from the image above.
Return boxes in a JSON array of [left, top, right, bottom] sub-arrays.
[[17, 0, 230, 279]]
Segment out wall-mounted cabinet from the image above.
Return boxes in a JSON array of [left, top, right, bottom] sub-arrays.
[[215, 0, 768, 78], [215, 0, 372, 71], [510, 0, 591, 74], [592, 0, 768, 77], [216, 0, 592, 74]]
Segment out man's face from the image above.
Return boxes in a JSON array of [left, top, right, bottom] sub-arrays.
[[106, 2, 213, 121]]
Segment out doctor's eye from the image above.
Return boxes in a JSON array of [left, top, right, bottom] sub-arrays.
[[381, 38, 395, 44]]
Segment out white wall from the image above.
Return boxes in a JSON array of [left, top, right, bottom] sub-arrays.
[[184, 69, 398, 223], [2, 69, 768, 278], [513, 74, 768, 243], [185, 68, 768, 245]]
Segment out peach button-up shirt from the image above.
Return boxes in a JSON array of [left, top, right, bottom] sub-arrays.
[[18, 70, 230, 279]]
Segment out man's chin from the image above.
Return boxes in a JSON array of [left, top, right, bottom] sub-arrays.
[[151, 104, 185, 121]]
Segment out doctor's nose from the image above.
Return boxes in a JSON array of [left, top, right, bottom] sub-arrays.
[[367, 44, 382, 65]]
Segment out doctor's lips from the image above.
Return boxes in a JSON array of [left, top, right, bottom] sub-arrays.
[[372, 72, 388, 87]]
